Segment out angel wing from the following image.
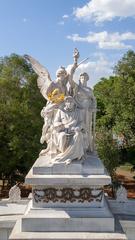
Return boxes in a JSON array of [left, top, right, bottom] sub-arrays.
[[24, 55, 52, 100]]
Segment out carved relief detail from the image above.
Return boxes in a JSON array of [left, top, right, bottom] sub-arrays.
[[33, 187, 103, 203]]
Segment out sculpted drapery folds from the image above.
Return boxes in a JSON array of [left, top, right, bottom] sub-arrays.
[[24, 49, 97, 164], [51, 96, 85, 164]]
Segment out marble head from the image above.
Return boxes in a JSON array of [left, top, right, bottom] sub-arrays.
[[64, 96, 76, 111], [56, 66, 67, 83], [79, 72, 89, 86]]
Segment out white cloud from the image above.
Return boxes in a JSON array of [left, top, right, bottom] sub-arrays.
[[62, 14, 69, 19], [66, 54, 113, 87], [67, 31, 135, 49], [73, 0, 135, 23]]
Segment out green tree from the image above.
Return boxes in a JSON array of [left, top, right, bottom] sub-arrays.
[[96, 129, 120, 177], [114, 50, 135, 78], [0, 54, 45, 184], [94, 50, 135, 174], [94, 76, 120, 176]]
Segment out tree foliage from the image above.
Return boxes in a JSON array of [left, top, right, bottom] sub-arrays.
[[0, 54, 45, 184], [94, 50, 135, 175], [94, 50, 135, 144], [114, 50, 135, 78]]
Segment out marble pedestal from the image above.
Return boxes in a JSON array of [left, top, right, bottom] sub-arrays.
[[10, 153, 125, 240]]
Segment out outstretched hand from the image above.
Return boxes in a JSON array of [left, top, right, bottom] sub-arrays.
[[73, 48, 80, 64]]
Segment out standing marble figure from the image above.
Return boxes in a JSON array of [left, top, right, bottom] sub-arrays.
[[24, 49, 97, 164]]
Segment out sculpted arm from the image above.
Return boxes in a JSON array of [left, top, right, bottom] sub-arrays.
[[67, 48, 80, 88]]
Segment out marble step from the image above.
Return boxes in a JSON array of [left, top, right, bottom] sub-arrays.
[[10, 232, 127, 240], [9, 220, 127, 240], [21, 207, 114, 232]]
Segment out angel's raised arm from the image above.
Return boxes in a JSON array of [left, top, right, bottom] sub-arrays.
[[24, 55, 52, 100]]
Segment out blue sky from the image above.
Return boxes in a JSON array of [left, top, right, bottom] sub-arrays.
[[0, 0, 135, 86]]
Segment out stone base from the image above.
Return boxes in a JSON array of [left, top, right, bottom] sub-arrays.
[[10, 229, 127, 240], [21, 199, 114, 232], [10, 154, 118, 240], [9, 218, 127, 240], [25, 154, 111, 209]]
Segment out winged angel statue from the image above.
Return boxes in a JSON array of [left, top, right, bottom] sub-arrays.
[[24, 49, 96, 165]]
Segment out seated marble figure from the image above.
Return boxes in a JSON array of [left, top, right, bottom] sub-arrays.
[[51, 96, 85, 164]]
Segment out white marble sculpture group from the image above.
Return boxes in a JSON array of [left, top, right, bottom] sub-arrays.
[[25, 49, 97, 165], [9, 50, 118, 240]]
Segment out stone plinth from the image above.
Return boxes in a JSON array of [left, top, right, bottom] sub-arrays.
[[32, 153, 105, 175], [25, 153, 111, 209], [9, 154, 117, 240]]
